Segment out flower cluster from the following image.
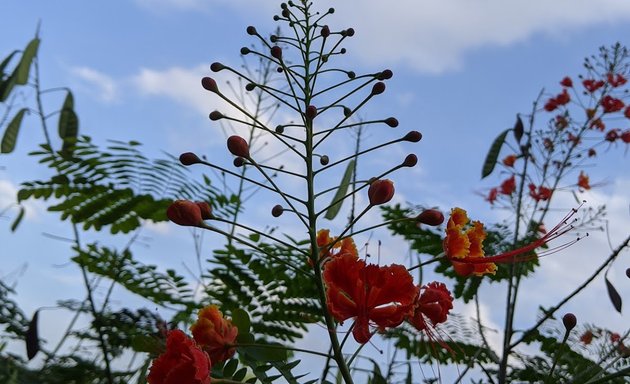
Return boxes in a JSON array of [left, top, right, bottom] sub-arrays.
[[321, 230, 453, 344], [147, 306, 238, 384]]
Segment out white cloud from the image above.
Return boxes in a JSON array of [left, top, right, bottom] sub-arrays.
[[70, 66, 118, 102], [208, 0, 630, 73], [0, 179, 39, 223]]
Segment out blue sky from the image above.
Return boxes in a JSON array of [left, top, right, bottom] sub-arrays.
[[1, 0, 630, 381]]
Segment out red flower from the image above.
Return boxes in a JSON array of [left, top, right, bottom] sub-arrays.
[[560, 76, 573, 87], [580, 330, 594, 345], [583, 79, 605, 93], [191, 305, 239, 363], [590, 118, 605, 131], [528, 183, 553, 201], [544, 99, 558, 112], [323, 252, 417, 343], [605, 129, 620, 142], [543, 138, 554, 151], [500, 175, 516, 195], [502, 154, 517, 167], [621, 130, 630, 143], [486, 188, 499, 205], [567, 132, 581, 145], [555, 89, 570, 105], [409, 282, 453, 331], [607, 73, 627, 87], [577, 171, 591, 191], [147, 330, 211, 384], [601, 95, 625, 113], [316, 229, 358, 261], [443, 206, 580, 276], [167, 200, 203, 226], [625, 106, 630, 119], [555, 115, 568, 130], [588, 148, 597, 157], [611, 332, 621, 343]]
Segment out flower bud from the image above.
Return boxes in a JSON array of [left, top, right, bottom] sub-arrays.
[[562, 313, 577, 333], [402, 154, 417, 167], [240, 47, 250, 55], [233, 157, 245, 167], [377, 69, 393, 80], [321, 25, 330, 38], [343, 107, 352, 117], [281, 8, 290, 17], [245, 83, 256, 91], [227, 136, 250, 158], [209, 111, 224, 121], [271, 46, 283, 60], [384, 117, 398, 127], [201, 77, 219, 93], [271, 205, 284, 217], [347, 71, 356, 79], [167, 200, 202, 226], [345, 28, 355, 37], [320, 155, 329, 165], [275, 125, 284, 134], [626, 268, 630, 279], [246, 26, 257, 35], [210, 62, 225, 72], [403, 131, 422, 142], [368, 179, 395, 206], [179, 152, 201, 166], [417, 209, 444, 226], [196, 201, 213, 220], [371, 82, 386, 95], [306, 105, 318, 119]]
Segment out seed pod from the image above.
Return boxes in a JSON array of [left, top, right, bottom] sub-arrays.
[[179, 152, 201, 166], [368, 179, 395, 206]]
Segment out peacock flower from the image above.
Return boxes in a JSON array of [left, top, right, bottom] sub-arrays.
[[323, 251, 417, 343], [191, 305, 239, 363], [443, 206, 581, 277], [409, 281, 453, 331], [147, 329, 211, 384], [316, 229, 358, 261]]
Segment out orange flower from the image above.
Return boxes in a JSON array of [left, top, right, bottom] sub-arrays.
[[191, 305, 238, 363], [147, 329, 211, 384], [500, 175, 516, 195], [409, 281, 453, 331], [323, 252, 417, 343], [528, 184, 553, 202], [502, 154, 517, 167], [316, 229, 358, 260], [443, 206, 580, 276], [443, 208, 496, 276], [577, 171, 591, 190], [580, 330, 594, 345]]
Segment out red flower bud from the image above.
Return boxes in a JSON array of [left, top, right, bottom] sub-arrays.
[[403, 131, 422, 142], [240, 47, 250, 55], [246, 26, 257, 35], [195, 202, 213, 220], [320, 155, 329, 165], [368, 179, 394, 206], [179, 152, 201, 166], [210, 62, 225, 72], [417, 209, 444, 226], [245, 83, 256, 91], [371, 82, 386, 95], [320, 25, 330, 37], [227, 136, 250, 158], [560, 76, 573, 87], [209, 111, 224, 121], [562, 313, 577, 332], [233, 157, 245, 167], [167, 200, 203, 226], [201, 77, 218, 93], [377, 69, 393, 80], [306, 105, 318, 119], [384, 117, 398, 127], [402, 154, 417, 167], [271, 205, 284, 217], [271, 46, 283, 60]]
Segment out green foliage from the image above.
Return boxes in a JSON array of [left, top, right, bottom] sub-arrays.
[[72, 244, 195, 308], [481, 129, 509, 179], [1, 108, 27, 154], [206, 238, 321, 343], [18, 137, 230, 233], [324, 160, 355, 220], [0, 281, 29, 338]]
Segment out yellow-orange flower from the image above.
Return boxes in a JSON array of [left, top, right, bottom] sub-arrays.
[[190, 305, 238, 363], [443, 208, 496, 276], [578, 171, 591, 190], [316, 229, 358, 260]]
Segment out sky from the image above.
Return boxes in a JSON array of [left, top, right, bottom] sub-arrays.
[[1, 0, 630, 382]]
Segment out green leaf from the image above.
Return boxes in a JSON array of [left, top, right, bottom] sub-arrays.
[[232, 308, 251, 334], [481, 129, 509, 179], [1, 108, 27, 154], [131, 334, 162, 354], [15, 38, 40, 85], [0, 50, 18, 76], [605, 277, 622, 313], [222, 359, 238, 378], [324, 159, 354, 220], [59, 91, 79, 154], [10, 206, 24, 232], [241, 342, 288, 362], [25, 310, 39, 360]]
